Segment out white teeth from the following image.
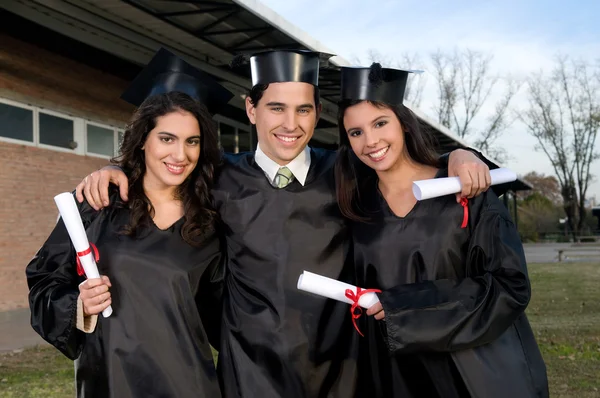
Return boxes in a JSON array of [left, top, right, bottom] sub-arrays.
[[368, 146, 389, 159], [277, 135, 298, 142], [166, 164, 184, 171]]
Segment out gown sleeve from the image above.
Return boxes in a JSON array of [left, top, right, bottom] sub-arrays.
[[378, 193, 530, 354], [25, 193, 99, 360], [437, 147, 497, 170], [195, 230, 226, 351], [437, 148, 516, 197]]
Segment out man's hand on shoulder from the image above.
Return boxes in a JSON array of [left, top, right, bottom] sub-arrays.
[[75, 166, 129, 210]]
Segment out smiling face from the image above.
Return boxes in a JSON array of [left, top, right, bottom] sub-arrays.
[[342, 101, 407, 172], [246, 82, 320, 165], [142, 110, 201, 192]]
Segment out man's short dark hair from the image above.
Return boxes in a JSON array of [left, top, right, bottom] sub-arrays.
[[247, 84, 321, 107]]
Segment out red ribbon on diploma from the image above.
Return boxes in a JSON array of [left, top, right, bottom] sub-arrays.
[[344, 287, 382, 337], [460, 197, 469, 229], [76, 243, 99, 277]]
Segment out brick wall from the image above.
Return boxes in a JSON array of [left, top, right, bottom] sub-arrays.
[[0, 32, 134, 125], [0, 34, 132, 310], [0, 142, 110, 310]]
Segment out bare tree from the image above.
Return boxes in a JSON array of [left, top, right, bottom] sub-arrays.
[[431, 50, 460, 131], [430, 49, 520, 161], [473, 77, 520, 159], [520, 56, 600, 239], [397, 52, 427, 108]]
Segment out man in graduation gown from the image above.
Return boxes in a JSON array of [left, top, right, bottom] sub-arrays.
[[75, 50, 493, 398]]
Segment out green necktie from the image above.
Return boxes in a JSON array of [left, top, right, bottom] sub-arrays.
[[274, 166, 294, 188]]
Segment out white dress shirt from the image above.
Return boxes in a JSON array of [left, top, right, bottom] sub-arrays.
[[254, 143, 311, 186]]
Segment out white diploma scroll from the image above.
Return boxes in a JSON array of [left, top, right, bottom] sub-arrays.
[[297, 271, 380, 309], [412, 168, 517, 201], [54, 192, 113, 318]]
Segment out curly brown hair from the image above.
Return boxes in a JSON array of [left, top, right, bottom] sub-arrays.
[[111, 91, 221, 246]]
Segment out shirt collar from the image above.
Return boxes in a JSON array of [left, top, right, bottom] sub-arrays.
[[254, 143, 311, 186]]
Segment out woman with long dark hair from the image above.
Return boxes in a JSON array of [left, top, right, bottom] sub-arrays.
[[26, 49, 232, 397], [335, 64, 548, 398]]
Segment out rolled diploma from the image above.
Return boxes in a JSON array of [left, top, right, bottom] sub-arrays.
[[54, 192, 113, 318], [297, 271, 380, 309], [412, 168, 517, 201]]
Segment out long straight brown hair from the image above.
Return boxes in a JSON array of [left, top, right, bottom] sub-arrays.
[[335, 100, 440, 222]]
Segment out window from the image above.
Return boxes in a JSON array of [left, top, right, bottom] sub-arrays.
[[219, 123, 237, 153], [0, 97, 259, 158], [0, 101, 33, 142], [117, 130, 125, 155], [87, 123, 115, 157], [238, 129, 251, 152], [216, 116, 252, 154], [0, 97, 126, 158], [39, 112, 74, 149]]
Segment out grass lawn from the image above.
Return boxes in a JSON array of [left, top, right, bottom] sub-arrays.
[[526, 261, 600, 397], [0, 345, 74, 398], [1, 262, 598, 397]]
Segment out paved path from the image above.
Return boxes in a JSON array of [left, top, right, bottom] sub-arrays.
[[523, 243, 570, 263], [523, 242, 600, 263], [0, 308, 46, 353]]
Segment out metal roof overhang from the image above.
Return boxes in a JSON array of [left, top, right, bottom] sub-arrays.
[[2, 0, 531, 191]]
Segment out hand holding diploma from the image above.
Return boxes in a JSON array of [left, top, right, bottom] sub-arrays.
[[79, 276, 112, 317], [413, 168, 517, 201], [54, 192, 113, 318], [297, 271, 381, 336], [366, 302, 386, 320]]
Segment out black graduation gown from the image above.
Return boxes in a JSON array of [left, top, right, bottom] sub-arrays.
[[213, 149, 360, 398], [26, 192, 224, 398], [352, 172, 549, 398]]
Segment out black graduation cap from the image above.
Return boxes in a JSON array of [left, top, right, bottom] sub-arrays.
[[340, 63, 422, 105], [121, 48, 234, 115], [232, 50, 332, 87]]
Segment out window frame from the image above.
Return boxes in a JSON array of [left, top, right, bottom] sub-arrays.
[[214, 115, 252, 154], [0, 97, 256, 157], [85, 120, 119, 159], [0, 97, 36, 147], [0, 97, 125, 158], [37, 108, 77, 154]]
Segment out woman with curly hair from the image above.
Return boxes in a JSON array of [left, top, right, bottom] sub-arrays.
[[26, 49, 232, 398]]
